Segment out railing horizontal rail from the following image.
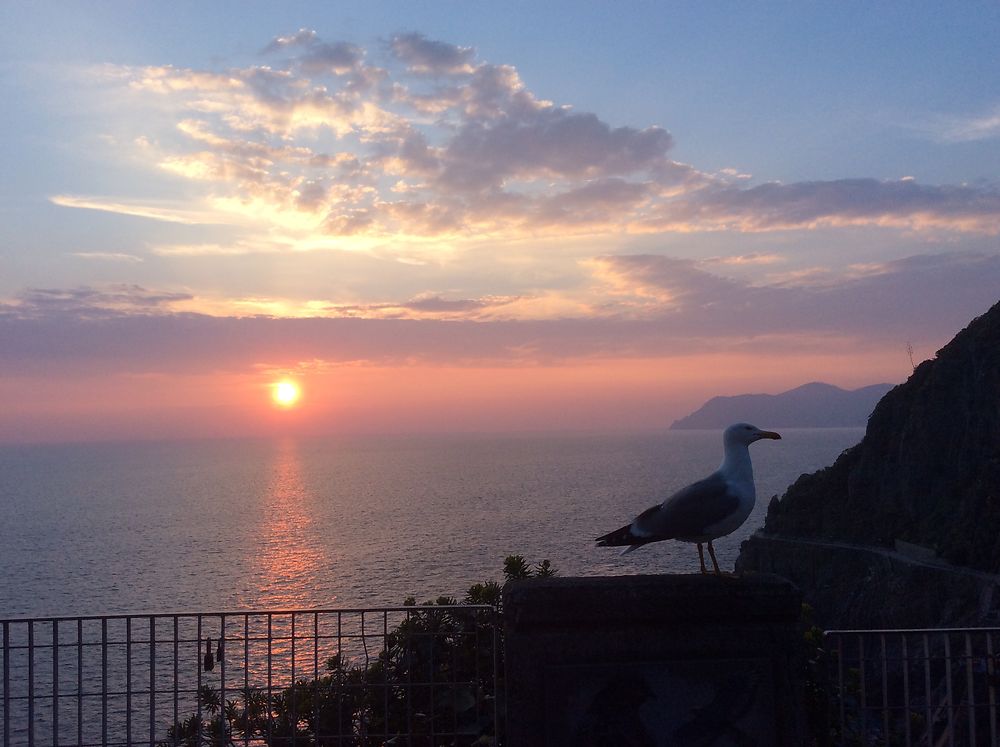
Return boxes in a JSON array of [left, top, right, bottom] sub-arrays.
[[2, 605, 477, 624]]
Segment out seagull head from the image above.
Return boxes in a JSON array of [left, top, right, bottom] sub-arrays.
[[725, 422, 782, 446]]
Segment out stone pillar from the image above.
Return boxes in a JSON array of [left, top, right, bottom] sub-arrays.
[[503, 573, 804, 746]]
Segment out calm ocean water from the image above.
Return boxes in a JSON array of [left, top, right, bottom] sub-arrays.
[[0, 428, 862, 619]]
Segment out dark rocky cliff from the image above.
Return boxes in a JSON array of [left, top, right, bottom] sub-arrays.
[[738, 299, 1000, 625]]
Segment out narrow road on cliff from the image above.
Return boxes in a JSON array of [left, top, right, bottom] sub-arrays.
[[751, 532, 1000, 584]]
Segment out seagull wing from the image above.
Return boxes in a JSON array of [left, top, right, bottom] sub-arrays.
[[596, 472, 739, 547], [637, 472, 739, 540]]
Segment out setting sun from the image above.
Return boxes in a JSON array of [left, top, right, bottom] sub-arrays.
[[272, 380, 301, 408]]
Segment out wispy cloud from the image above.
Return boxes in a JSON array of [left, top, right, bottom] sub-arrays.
[[7, 285, 191, 320], [50, 195, 227, 225], [912, 104, 1000, 143], [643, 179, 1000, 235], [71, 252, 144, 263]]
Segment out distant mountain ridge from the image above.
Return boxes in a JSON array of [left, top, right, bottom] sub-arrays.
[[670, 382, 893, 429]]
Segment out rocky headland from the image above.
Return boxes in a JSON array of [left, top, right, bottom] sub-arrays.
[[670, 382, 892, 430]]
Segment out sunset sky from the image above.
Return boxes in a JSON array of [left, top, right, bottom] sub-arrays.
[[2, 2, 999, 442]]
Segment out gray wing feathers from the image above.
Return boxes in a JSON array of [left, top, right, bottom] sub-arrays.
[[632, 472, 739, 540]]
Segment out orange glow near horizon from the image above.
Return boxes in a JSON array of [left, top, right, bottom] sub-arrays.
[[0, 346, 917, 444], [272, 380, 302, 408]]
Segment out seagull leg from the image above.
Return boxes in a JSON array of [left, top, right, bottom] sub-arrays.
[[697, 543, 708, 574], [707, 540, 722, 575]]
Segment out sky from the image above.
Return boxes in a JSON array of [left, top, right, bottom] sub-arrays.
[[1, 1, 999, 443]]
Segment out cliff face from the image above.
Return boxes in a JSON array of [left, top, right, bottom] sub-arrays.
[[755, 299, 1000, 572], [737, 301, 1000, 628]]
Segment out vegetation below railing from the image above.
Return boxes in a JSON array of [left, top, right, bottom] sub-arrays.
[[159, 556, 554, 746]]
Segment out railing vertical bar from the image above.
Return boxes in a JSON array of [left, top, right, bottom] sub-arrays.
[[219, 614, 226, 741], [172, 616, 179, 747], [76, 619, 82, 747], [383, 611, 389, 742], [474, 608, 482, 735], [51, 619, 58, 747], [429, 614, 436, 743], [365, 609, 372, 742], [988, 632, 998, 747], [857, 633, 866, 733], [196, 615, 202, 742], [27, 621, 34, 747], [451, 613, 459, 739], [243, 614, 249, 747], [266, 614, 272, 745], [149, 616, 156, 747], [966, 632, 976, 746], [126, 616, 132, 746], [880, 633, 889, 741], [405, 609, 413, 742], [336, 612, 342, 743], [313, 612, 319, 742], [923, 634, 932, 747], [4, 620, 10, 747], [101, 618, 107, 746], [291, 612, 296, 746], [493, 606, 501, 745], [472, 610, 480, 740], [901, 635, 911, 747], [836, 634, 845, 742], [944, 634, 954, 747]]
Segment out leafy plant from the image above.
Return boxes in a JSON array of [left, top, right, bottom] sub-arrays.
[[160, 555, 554, 746]]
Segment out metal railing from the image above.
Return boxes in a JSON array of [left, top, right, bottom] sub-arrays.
[[825, 627, 1000, 746], [1, 605, 500, 746]]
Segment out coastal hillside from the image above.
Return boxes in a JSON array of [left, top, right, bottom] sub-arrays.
[[738, 300, 1000, 625], [670, 382, 892, 429]]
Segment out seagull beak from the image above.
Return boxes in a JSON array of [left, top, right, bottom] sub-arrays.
[[758, 430, 782, 440]]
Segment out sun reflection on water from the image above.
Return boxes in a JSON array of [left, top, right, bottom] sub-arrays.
[[252, 438, 329, 610]]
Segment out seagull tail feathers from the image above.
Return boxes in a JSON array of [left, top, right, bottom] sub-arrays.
[[596, 523, 640, 548]]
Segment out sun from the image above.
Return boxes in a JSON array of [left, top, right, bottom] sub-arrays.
[[272, 380, 301, 408]]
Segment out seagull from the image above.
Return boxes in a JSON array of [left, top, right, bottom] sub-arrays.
[[596, 422, 781, 574]]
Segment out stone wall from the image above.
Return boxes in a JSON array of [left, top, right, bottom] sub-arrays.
[[503, 573, 804, 746]]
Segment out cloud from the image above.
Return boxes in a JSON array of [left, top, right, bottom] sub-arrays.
[[435, 106, 676, 193], [50, 195, 227, 225], [911, 104, 1000, 143], [9, 285, 191, 320], [389, 33, 476, 75], [702, 253, 784, 266], [645, 179, 1000, 235], [71, 252, 144, 263], [289, 294, 523, 320], [591, 251, 1000, 342]]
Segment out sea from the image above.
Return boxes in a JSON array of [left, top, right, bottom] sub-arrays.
[[0, 428, 863, 620]]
